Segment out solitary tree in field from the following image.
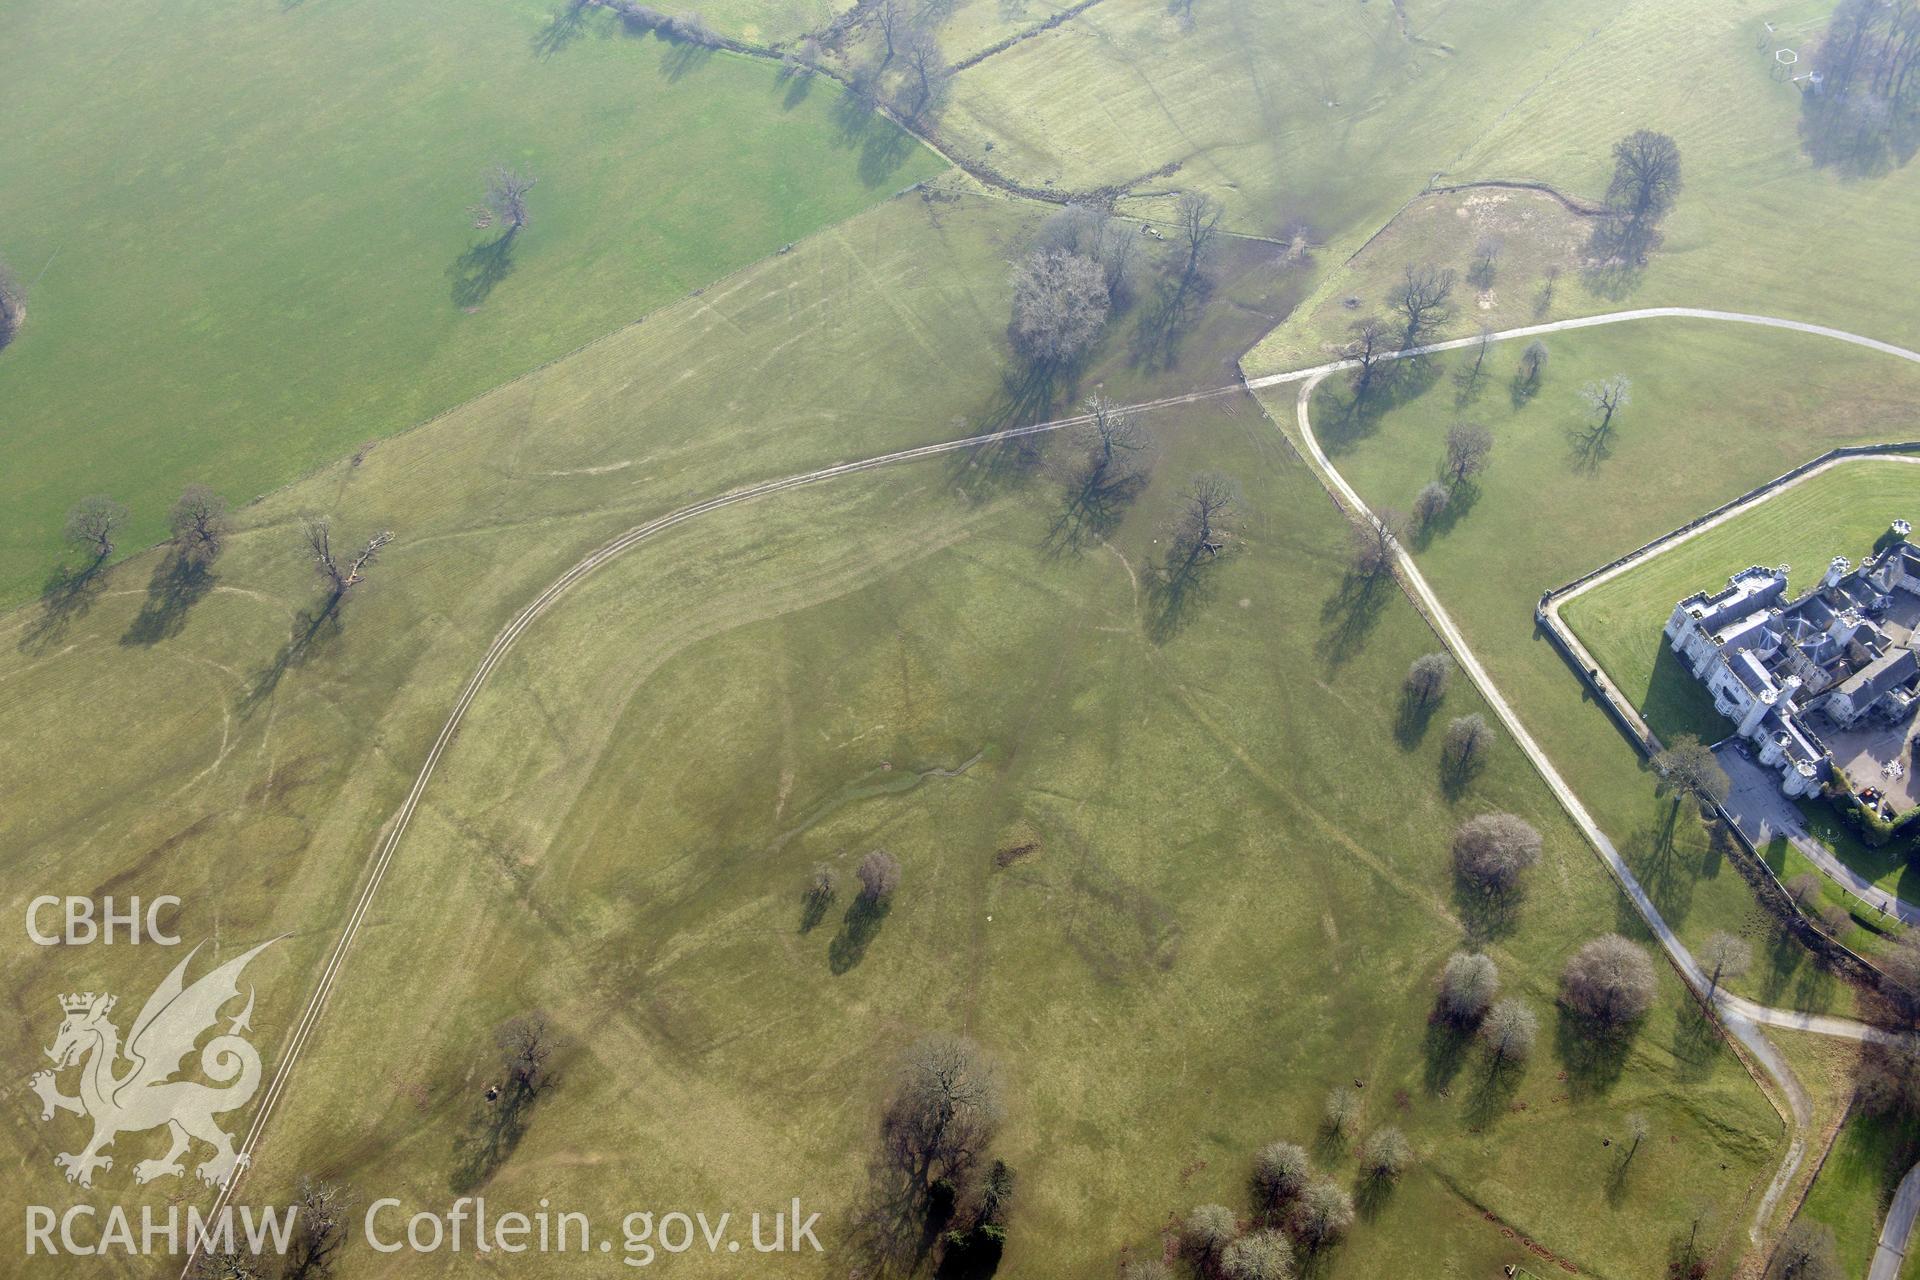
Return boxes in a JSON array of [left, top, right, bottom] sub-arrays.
[[857, 849, 902, 903], [1651, 734, 1729, 818], [497, 1012, 556, 1106], [1515, 339, 1549, 397], [285, 1176, 354, 1280], [1009, 250, 1110, 367], [1467, 235, 1503, 290], [1412, 480, 1451, 530], [801, 863, 837, 931], [1561, 934, 1656, 1030], [1357, 1127, 1411, 1186], [1182, 1203, 1237, 1266], [1392, 263, 1456, 349], [168, 485, 230, 572], [483, 165, 537, 235], [1480, 998, 1538, 1068], [1174, 473, 1236, 563], [897, 25, 951, 121], [1437, 951, 1500, 1024], [1347, 314, 1393, 399], [1699, 930, 1751, 999], [883, 1035, 1002, 1192], [1322, 1087, 1359, 1140], [1576, 375, 1632, 457], [1288, 1180, 1354, 1253], [1076, 393, 1151, 492], [1442, 713, 1496, 779], [1404, 653, 1452, 708], [1252, 1140, 1312, 1213], [1173, 191, 1224, 291], [1451, 813, 1541, 895], [1618, 1111, 1650, 1168], [1219, 1230, 1293, 1280], [64, 496, 129, 567], [303, 518, 393, 611], [1606, 130, 1683, 231], [1443, 420, 1493, 486]]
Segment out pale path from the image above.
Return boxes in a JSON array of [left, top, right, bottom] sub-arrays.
[[1263, 308, 1920, 1247], [186, 308, 1916, 1272], [1872, 1160, 1920, 1280]]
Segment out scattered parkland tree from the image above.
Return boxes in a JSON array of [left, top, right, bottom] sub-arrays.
[[168, 485, 230, 572], [1480, 998, 1538, 1068], [1076, 393, 1151, 491], [1121, 1260, 1174, 1280], [1576, 375, 1632, 455], [496, 1012, 556, 1108], [1412, 480, 1451, 530], [1437, 951, 1500, 1024], [1466, 235, 1503, 290], [285, 1176, 354, 1280], [1347, 507, 1406, 582], [1534, 264, 1561, 318], [1651, 733, 1730, 817], [1392, 263, 1456, 350], [1172, 191, 1224, 290], [1404, 653, 1453, 708], [801, 863, 837, 931], [1009, 249, 1110, 367], [1219, 1229, 1293, 1280], [1699, 930, 1751, 999], [1618, 1111, 1650, 1168], [1785, 871, 1824, 913], [1175, 472, 1236, 563], [1288, 1180, 1354, 1253], [64, 496, 129, 567], [1443, 420, 1493, 486], [1515, 338, 1549, 398], [1357, 1127, 1411, 1185], [882, 1035, 1003, 1192], [1442, 713, 1496, 779], [483, 165, 537, 235], [192, 1250, 265, 1280], [1806, 0, 1920, 171], [1605, 130, 1682, 242], [1252, 1141, 1312, 1212], [1182, 1203, 1238, 1266], [1561, 934, 1656, 1029], [1765, 1219, 1841, 1280], [1443, 817, 1536, 898], [857, 849, 902, 903], [1044, 202, 1135, 302], [897, 25, 951, 121], [1347, 314, 1393, 398], [1322, 1087, 1359, 1140], [302, 518, 393, 611]]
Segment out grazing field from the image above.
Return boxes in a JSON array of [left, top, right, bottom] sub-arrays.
[[1265, 318, 1920, 1012], [0, 185, 1783, 1275], [0, 0, 942, 608]]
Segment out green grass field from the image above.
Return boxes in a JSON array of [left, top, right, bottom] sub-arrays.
[[1797, 1105, 1920, 1277], [1267, 319, 1920, 1016], [0, 187, 1781, 1276], [0, 0, 942, 609]]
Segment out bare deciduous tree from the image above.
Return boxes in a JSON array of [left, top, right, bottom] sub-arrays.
[[1220, 1229, 1293, 1280], [1009, 250, 1110, 367], [1606, 130, 1683, 228], [1172, 191, 1223, 289], [1651, 733, 1729, 817], [168, 485, 230, 572], [1443, 420, 1493, 485], [1577, 375, 1632, 455], [1699, 930, 1751, 999], [1412, 480, 1451, 529], [285, 1176, 354, 1280], [1347, 313, 1393, 399], [1466, 235, 1503, 290], [882, 1035, 1003, 1191], [192, 1251, 266, 1280], [1451, 813, 1540, 895], [1481, 998, 1538, 1067], [1348, 507, 1406, 581], [1515, 338, 1549, 396], [1176, 473, 1235, 562], [897, 25, 951, 120], [1182, 1203, 1237, 1265], [1076, 394, 1150, 489], [1322, 1087, 1359, 1139], [483, 165, 537, 235], [1288, 1180, 1353, 1253], [1404, 654, 1452, 709], [1357, 1127, 1411, 1185], [1442, 713, 1496, 778], [303, 518, 393, 608], [1392, 263, 1456, 349], [1252, 1140, 1311, 1211], [1561, 934, 1656, 1029], [1438, 951, 1499, 1024], [857, 849, 902, 902], [1765, 1219, 1841, 1280], [64, 496, 129, 566], [496, 1012, 556, 1106]]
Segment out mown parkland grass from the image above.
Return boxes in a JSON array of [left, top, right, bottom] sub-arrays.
[[0, 0, 942, 609], [1273, 320, 1920, 1015], [0, 186, 1778, 1276]]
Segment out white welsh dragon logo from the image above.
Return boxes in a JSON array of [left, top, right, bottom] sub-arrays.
[[28, 939, 277, 1190]]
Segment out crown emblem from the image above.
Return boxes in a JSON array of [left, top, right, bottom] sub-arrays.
[[59, 993, 113, 1016]]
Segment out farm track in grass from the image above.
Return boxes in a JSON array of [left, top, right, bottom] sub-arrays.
[[187, 307, 1909, 1273]]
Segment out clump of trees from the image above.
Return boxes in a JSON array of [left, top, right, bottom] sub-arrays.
[[1592, 130, 1682, 264], [1181, 1133, 1362, 1270], [1041, 202, 1137, 306], [1561, 934, 1656, 1030], [1804, 0, 1920, 174]]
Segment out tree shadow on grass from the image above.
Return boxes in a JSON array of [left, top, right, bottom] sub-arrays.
[[1453, 881, 1523, 947], [451, 1080, 544, 1195], [532, 0, 591, 58], [829, 83, 918, 189], [947, 363, 1066, 503], [1669, 998, 1721, 1084], [121, 555, 214, 647], [1041, 469, 1145, 560], [780, 66, 816, 111], [661, 38, 716, 82], [830, 894, 892, 974], [1618, 805, 1697, 928], [1127, 274, 1206, 374], [1422, 1018, 1473, 1097], [1461, 1056, 1523, 1129], [241, 601, 341, 715], [17, 562, 108, 656], [1313, 359, 1443, 457], [1553, 1006, 1636, 1099], [1319, 571, 1390, 669], [1145, 545, 1223, 646], [1393, 689, 1439, 749], [450, 230, 519, 309]]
